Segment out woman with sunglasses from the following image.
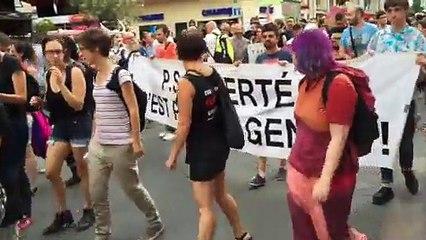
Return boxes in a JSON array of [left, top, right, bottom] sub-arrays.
[[41, 36, 94, 235]]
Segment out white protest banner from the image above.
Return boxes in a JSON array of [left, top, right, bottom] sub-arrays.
[[128, 53, 419, 169], [247, 43, 266, 63]]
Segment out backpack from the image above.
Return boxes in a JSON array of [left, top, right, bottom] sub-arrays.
[[71, 61, 96, 115], [106, 66, 148, 131], [321, 66, 379, 157], [31, 111, 52, 158], [118, 49, 140, 70]]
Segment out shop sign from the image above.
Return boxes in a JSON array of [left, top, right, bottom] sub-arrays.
[[201, 7, 242, 17], [138, 13, 164, 22]]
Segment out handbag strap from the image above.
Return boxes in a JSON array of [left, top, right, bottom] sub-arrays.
[[185, 68, 223, 89], [349, 27, 358, 58]]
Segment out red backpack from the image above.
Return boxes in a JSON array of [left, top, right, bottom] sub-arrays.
[[322, 65, 380, 157]]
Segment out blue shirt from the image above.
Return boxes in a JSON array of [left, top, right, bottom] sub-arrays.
[[140, 45, 154, 58], [255, 49, 292, 64], [367, 25, 426, 53], [340, 23, 378, 56]]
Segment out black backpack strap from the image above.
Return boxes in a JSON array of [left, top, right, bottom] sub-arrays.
[[219, 36, 228, 56], [65, 65, 73, 86], [349, 27, 358, 58], [127, 50, 139, 60], [322, 71, 341, 106], [298, 78, 305, 90], [107, 66, 124, 94], [120, 49, 126, 60]]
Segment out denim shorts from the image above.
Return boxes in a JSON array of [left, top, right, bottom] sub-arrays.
[[48, 113, 92, 148]]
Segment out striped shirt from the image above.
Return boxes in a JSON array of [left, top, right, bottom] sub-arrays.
[[93, 69, 132, 145]]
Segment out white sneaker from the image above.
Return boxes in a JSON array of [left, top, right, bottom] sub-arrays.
[[158, 132, 167, 138], [37, 157, 46, 174], [162, 133, 176, 141]]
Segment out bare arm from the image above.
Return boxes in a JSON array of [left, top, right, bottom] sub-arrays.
[[321, 75, 357, 181], [58, 67, 86, 111], [91, 114, 96, 138], [169, 79, 194, 160], [0, 70, 27, 104], [320, 124, 351, 181], [121, 81, 141, 143]]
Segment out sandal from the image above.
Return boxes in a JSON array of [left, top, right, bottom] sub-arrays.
[[235, 232, 252, 240]]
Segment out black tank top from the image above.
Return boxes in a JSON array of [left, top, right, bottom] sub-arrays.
[[45, 65, 87, 124], [184, 69, 229, 164]]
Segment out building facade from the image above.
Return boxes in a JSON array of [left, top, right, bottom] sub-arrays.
[[136, 0, 389, 36], [135, 0, 287, 36]]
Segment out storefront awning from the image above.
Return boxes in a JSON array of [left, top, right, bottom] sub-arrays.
[[0, 11, 32, 35]]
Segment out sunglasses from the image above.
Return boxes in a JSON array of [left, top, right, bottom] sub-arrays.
[[262, 34, 276, 39], [45, 49, 63, 55]]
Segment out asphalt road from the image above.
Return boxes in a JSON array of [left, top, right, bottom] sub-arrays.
[[24, 101, 426, 240]]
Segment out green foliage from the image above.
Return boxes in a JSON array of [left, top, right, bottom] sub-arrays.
[[34, 19, 57, 34], [412, 0, 424, 13], [72, 0, 140, 22]]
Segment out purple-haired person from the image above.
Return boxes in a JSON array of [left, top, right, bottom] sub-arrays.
[[287, 29, 369, 240]]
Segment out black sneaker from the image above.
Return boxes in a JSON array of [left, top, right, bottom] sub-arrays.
[[42, 210, 74, 235], [249, 174, 266, 190], [403, 170, 419, 195], [76, 208, 95, 232], [65, 176, 81, 187], [31, 187, 38, 197], [274, 168, 286, 181], [372, 187, 394, 205]]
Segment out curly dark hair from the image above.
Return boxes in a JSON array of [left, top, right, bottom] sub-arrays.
[[177, 30, 207, 61]]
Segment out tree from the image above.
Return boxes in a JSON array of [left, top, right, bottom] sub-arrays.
[[72, 0, 142, 23], [33, 19, 57, 42], [412, 0, 424, 13]]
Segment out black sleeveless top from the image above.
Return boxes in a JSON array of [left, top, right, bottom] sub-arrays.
[[184, 69, 229, 165], [45, 65, 88, 124]]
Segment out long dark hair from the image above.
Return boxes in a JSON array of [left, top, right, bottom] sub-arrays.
[[13, 41, 37, 64]]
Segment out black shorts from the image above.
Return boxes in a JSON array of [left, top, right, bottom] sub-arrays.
[[49, 113, 92, 148], [188, 159, 227, 182]]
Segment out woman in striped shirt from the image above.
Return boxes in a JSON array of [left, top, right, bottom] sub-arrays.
[[77, 29, 164, 240]]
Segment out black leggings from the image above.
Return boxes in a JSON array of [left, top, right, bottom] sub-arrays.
[[65, 154, 76, 169], [0, 166, 31, 227], [0, 118, 31, 227]]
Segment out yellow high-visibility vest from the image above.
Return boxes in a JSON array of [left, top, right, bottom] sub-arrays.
[[214, 34, 234, 63]]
